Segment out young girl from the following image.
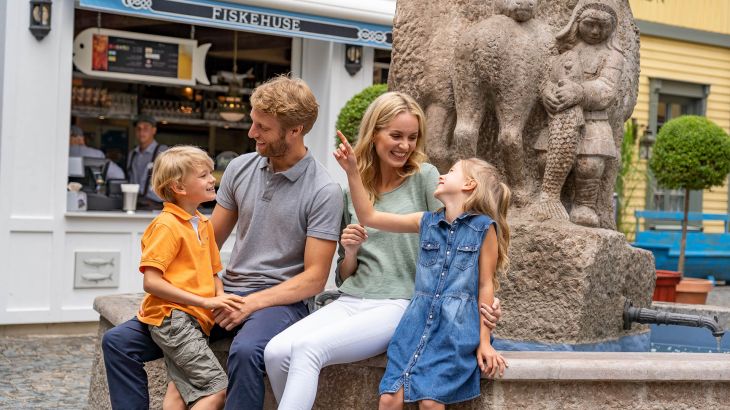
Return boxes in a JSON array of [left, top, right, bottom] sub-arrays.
[[334, 131, 510, 409]]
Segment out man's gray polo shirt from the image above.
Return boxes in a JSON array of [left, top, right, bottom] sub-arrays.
[[216, 150, 343, 292]]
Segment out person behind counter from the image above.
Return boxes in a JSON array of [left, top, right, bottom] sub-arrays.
[[127, 114, 168, 210], [69, 125, 125, 180]]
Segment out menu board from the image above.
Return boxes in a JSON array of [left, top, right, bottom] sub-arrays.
[[92, 35, 180, 79], [74, 28, 209, 86]]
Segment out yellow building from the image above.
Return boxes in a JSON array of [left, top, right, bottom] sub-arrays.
[[623, 0, 730, 238]]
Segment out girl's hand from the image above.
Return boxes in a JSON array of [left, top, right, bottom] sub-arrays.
[[477, 342, 507, 378], [202, 294, 245, 311], [341, 223, 368, 255], [333, 130, 358, 175]]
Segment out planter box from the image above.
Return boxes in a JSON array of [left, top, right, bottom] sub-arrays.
[[653, 270, 681, 302]]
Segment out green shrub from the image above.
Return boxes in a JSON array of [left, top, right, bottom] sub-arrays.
[[335, 83, 388, 146], [649, 115, 730, 191], [648, 115, 730, 274]]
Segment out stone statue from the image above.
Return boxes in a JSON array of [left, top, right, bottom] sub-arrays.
[[536, 0, 625, 227], [450, 0, 553, 199], [390, 0, 651, 349]]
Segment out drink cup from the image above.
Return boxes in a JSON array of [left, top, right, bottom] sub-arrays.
[[121, 184, 140, 214]]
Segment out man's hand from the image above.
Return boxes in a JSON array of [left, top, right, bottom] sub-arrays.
[[213, 296, 256, 331], [480, 297, 502, 330]]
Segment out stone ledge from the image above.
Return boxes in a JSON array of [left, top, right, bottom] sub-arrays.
[[93, 294, 730, 382]]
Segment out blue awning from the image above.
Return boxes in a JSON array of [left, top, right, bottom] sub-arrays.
[[78, 0, 393, 49]]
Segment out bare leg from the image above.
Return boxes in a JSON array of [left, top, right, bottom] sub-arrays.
[[379, 388, 405, 410], [191, 389, 226, 410], [162, 382, 186, 410], [419, 400, 445, 410]]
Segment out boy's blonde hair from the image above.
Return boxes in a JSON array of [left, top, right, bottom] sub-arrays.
[[250, 75, 319, 135], [353, 91, 428, 202], [460, 158, 511, 289], [151, 145, 214, 203]]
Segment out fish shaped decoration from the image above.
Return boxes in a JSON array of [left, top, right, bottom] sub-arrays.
[[82, 272, 114, 282], [83, 257, 115, 267]]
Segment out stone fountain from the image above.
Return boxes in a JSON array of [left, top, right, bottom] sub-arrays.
[[390, 0, 656, 351]]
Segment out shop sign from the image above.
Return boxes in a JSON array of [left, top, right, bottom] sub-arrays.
[[73, 28, 211, 85], [78, 0, 393, 49]]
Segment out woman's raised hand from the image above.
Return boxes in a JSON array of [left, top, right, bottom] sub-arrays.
[[333, 130, 358, 175]]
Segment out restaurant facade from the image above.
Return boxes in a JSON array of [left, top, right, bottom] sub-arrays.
[[0, 0, 393, 325]]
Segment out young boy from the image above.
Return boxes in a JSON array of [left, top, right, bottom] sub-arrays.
[[136, 145, 243, 409]]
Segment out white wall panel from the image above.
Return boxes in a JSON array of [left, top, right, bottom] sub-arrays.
[[5, 232, 53, 313]]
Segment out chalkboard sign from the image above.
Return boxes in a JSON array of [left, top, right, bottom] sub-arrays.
[[93, 35, 179, 78]]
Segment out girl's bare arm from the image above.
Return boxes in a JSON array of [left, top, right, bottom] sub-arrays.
[[333, 130, 421, 233]]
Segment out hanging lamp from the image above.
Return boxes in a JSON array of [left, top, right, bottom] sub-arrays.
[[219, 31, 246, 122]]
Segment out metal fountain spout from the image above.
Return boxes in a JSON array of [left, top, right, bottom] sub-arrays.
[[623, 300, 725, 338]]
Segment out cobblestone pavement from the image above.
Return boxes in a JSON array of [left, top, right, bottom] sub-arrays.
[[0, 334, 96, 409], [707, 283, 730, 308]]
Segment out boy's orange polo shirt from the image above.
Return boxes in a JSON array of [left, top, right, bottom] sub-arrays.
[[137, 202, 223, 335]]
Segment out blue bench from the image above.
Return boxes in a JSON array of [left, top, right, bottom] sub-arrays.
[[633, 211, 730, 282]]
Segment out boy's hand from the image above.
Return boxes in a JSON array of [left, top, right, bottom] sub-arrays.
[[213, 295, 256, 330], [333, 131, 358, 175], [477, 342, 507, 378], [202, 294, 245, 311]]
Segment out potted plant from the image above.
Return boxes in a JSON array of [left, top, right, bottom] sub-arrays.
[[649, 115, 730, 304]]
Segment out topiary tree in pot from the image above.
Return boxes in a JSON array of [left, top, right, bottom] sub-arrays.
[[649, 115, 730, 275], [335, 83, 388, 146]]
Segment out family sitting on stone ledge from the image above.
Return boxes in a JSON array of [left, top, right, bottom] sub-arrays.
[[101, 76, 505, 410]]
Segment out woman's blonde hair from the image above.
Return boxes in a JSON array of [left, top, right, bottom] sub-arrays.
[[353, 91, 428, 202], [460, 158, 511, 289], [250, 75, 319, 135], [151, 145, 214, 203]]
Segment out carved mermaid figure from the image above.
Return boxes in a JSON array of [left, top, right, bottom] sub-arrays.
[[536, 0, 625, 226]]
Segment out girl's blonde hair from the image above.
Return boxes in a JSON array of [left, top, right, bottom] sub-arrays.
[[460, 158, 511, 289], [353, 92, 428, 202], [152, 145, 214, 203]]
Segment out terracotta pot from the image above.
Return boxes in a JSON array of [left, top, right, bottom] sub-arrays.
[[653, 270, 681, 302], [675, 278, 713, 305]]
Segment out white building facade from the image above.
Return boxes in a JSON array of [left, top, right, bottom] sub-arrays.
[[0, 0, 394, 325]]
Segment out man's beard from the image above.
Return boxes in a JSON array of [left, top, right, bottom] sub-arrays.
[[258, 129, 288, 158]]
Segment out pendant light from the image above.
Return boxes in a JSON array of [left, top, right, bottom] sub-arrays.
[[219, 31, 246, 122]]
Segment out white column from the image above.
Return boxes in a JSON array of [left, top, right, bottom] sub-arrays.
[[298, 39, 374, 186], [296, 39, 373, 288], [0, 0, 76, 323]]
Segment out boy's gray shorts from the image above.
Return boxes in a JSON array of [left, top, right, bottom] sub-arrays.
[[149, 309, 227, 405]]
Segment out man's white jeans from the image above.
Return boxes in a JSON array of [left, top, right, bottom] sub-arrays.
[[264, 294, 410, 410]]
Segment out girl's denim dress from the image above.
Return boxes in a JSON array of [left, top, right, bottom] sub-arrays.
[[379, 210, 494, 404]]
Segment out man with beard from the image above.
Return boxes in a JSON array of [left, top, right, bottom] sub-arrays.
[[101, 76, 343, 410]]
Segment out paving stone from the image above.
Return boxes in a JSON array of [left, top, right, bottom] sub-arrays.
[[0, 334, 96, 409]]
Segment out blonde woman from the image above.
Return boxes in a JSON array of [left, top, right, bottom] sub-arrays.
[[264, 92, 501, 409]]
